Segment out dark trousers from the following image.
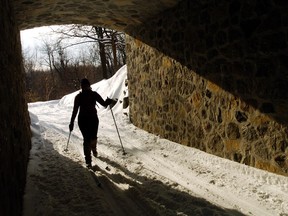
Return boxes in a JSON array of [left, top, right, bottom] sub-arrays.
[[78, 115, 99, 164]]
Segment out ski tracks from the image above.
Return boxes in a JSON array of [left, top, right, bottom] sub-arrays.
[[38, 127, 156, 216], [27, 109, 288, 216], [99, 121, 288, 216], [24, 128, 114, 216], [98, 129, 243, 215]]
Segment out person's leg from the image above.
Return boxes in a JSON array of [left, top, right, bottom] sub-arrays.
[[83, 136, 92, 166], [79, 121, 92, 166], [91, 116, 99, 157], [91, 138, 97, 157]]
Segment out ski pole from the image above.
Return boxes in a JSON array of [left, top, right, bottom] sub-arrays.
[[110, 107, 126, 155], [64, 131, 71, 152]]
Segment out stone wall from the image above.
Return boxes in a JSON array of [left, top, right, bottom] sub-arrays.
[[126, 0, 288, 176], [0, 0, 31, 215], [1, 2, 286, 215]]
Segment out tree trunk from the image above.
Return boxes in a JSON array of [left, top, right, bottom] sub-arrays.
[[95, 27, 108, 79], [111, 33, 118, 73]]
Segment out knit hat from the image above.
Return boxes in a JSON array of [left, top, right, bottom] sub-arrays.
[[80, 78, 90, 89]]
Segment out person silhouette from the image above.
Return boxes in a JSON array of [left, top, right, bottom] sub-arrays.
[[69, 78, 112, 168]]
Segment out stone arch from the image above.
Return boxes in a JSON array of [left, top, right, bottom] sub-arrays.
[[14, 0, 181, 32], [1, 1, 182, 215], [1, 0, 288, 215]]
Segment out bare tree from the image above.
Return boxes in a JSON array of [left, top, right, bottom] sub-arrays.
[[22, 25, 126, 102], [52, 25, 126, 78], [39, 39, 61, 99], [103, 28, 126, 72]]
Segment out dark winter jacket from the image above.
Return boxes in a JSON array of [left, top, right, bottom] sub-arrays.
[[70, 89, 111, 124]]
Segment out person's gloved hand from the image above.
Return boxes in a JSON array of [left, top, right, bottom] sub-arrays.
[[69, 122, 74, 132], [106, 98, 118, 108], [106, 97, 113, 105]]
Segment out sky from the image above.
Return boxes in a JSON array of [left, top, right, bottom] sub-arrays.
[[20, 26, 53, 49], [23, 65, 288, 216], [20, 26, 91, 70], [21, 26, 61, 70]]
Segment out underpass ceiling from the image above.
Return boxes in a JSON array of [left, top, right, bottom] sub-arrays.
[[14, 0, 182, 31]]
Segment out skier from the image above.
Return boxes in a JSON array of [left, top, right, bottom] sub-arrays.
[[69, 78, 112, 168]]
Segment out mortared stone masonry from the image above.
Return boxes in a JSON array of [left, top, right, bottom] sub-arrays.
[[1, 0, 287, 215]]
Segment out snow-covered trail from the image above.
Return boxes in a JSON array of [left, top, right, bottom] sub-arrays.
[[99, 113, 288, 216], [24, 66, 288, 216], [25, 101, 288, 216], [26, 106, 241, 216]]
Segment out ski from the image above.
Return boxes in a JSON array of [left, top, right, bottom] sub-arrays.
[[93, 155, 111, 172], [87, 166, 102, 187]]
